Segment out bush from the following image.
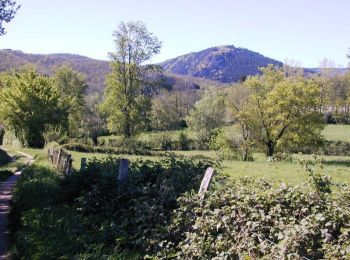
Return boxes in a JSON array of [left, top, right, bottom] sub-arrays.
[[319, 140, 350, 156], [60, 140, 151, 155], [10, 156, 215, 259], [0, 148, 12, 166], [176, 131, 190, 151]]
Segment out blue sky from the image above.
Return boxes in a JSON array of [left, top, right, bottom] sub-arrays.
[[0, 0, 349, 67]]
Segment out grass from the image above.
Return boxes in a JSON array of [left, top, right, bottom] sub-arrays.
[[322, 124, 350, 142], [68, 150, 350, 186], [3, 122, 350, 186], [99, 124, 350, 145], [0, 149, 29, 181]]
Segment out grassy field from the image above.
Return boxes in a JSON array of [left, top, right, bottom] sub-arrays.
[[3, 145, 349, 186], [99, 124, 350, 144], [322, 124, 350, 142], [2, 124, 350, 185]]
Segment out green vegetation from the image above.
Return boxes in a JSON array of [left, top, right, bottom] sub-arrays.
[[0, 149, 28, 181], [229, 65, 323, 157], [9, 154, 350, 259], [0, 67, 68, 147], [322, 124, 350, 142], [0, 148, 11, 165], [100, 21, 161, 137]]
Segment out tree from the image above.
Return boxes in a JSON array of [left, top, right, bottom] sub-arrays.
[[187, 94, 226, 148], [52, 65, 87, 137], [0, 67, 68, 147], [0, 0, 20, 36], [100, 21, 161, 137], [229, 66, 323, 157]]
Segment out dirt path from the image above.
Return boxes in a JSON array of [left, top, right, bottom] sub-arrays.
[[0, 151, 34, 260]]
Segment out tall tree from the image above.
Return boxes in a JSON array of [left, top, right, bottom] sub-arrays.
[[52, 65, 87, 137], [0, 67, 68, 147], [100, 21, 161, 137], [229, 66, 323, 157], [0, 0, 20, 36]]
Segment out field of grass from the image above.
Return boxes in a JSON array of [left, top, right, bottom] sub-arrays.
[[3, 122, 350, 186], [322, 124, 350, 142], [99, 124, 350, 144]]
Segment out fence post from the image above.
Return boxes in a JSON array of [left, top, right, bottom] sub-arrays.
[[118, 158, 129, 193], [56, 149, 62, 168], [198, 167, 215, 199], [81, 158, 87, 172]]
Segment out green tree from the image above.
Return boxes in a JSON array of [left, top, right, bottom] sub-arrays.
[[230, 66, 323, 157], [52, 65, 87, 137], [100, 21, 161, 137], [0, 0, 20, 36], [187, 94, 226, 148], [0, 67, 68, 147]]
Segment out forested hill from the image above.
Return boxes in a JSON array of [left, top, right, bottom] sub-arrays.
[[0, 49, 110, 94], [0, 49, 215, 93], [160, 45, 283, 82]]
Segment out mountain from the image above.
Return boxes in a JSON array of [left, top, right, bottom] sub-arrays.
[[0, 49, 210, 94], [160, 45, 283, 83], [0, 49, 110, 94]]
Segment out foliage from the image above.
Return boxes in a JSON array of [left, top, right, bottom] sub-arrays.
[[10, 155, 350, 259], [0, 67, 68, 147], [209, 128, 253, 161], [100, 21, 161, 137], [0, 0, 20, 36], [177, 131, 190, 151], [229, 65, 324, 157], [151, 90, 191, 130], [0, 147, 11, 166], [187, 94, 226, 148], [60, 139, 151, 155], [52, 65, 88, 138], [10, 156, 214, 259]]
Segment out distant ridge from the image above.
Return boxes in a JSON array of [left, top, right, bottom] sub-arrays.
[[160, 45, 283, 83], [0, 49, 110, 94]]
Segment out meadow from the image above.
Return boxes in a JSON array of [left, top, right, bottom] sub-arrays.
[[3, 124, 350, 185]]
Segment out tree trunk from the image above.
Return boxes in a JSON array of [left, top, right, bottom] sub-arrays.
[[266, 142, 275, 157]]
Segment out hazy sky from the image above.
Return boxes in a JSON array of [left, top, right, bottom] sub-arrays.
[[0, 0, 349, 67]]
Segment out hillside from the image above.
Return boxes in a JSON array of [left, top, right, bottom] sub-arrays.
[[161, 45, 283, 82], [0, 49, 110, 93], [0, 49, 216, 93]]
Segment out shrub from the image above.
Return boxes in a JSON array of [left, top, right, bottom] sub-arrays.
[[0, 148, 12, 166], [10, 156, 215, 259], [176, 131, 190, 150]]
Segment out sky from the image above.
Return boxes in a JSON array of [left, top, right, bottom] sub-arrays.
[[0, 0, 349, 67]]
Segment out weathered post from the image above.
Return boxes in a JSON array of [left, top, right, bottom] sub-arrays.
[[198, 167, 215, 199], [56, 149, 62, 168], [64, 154, 72, 175], [81, 157, 87, 172], [118, 158, 129, 193]]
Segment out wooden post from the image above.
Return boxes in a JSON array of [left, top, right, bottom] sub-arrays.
[[81, 157, 87, 172], [65, 155, 72, 175], [118, 158, 129, 193], [198, 167, 215, 199], [56, 149, 62, 168]]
